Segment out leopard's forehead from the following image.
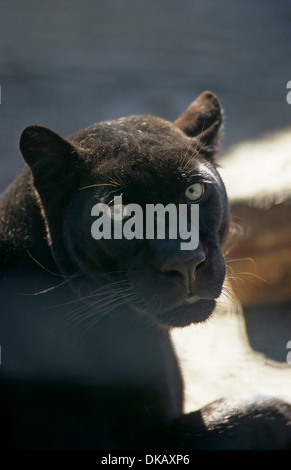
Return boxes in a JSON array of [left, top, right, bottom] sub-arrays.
[[71, 114, 208, 177], [70, 114, 196, 154]]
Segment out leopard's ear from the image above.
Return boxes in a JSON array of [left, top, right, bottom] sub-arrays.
[[20, 125, 77, 178], [174, 91, 222, 145], [19, 125, 82, 208]]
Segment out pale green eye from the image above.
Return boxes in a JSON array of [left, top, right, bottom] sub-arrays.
[[185, 183, 205, 201], [107, 204, 129, 221]]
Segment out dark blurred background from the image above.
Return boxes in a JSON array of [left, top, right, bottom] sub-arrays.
[[0, 0, 291, 192]]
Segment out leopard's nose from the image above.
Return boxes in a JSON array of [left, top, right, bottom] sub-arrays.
[[161, 248, 206, 288]]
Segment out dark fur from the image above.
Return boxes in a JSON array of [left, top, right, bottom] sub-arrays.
[[0, 91, 290, 449]]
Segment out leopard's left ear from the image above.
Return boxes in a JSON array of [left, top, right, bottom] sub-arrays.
[[174, 91, 222, 146]]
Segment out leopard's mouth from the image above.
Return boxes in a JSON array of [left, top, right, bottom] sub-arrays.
[[124, 269, 221, 328], [85, 267, 219, 328], [184, 294, 200, 305]]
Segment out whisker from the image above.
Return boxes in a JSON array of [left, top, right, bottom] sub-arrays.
[[226, 271, 269, 284], [218, 285, 240, 313], [180, 138, 195, 169], [54, 286, 132, 330], [62, 292, 140, 353], [24, 246, 80, 281], [183, 146, 202, 172], [226, 257, 257, 266], [16, 271, 82, 297], [131, 292, 161, 330], [78, 292, 139, 332], [108, 177, 122, 187], [78, 182, 120, 191], [180, 121, 206, 172], [52, 283, 131, 327], [40, 278, 130, 311]]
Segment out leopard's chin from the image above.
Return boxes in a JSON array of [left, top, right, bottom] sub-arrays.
[[155, 298, 216, 328]]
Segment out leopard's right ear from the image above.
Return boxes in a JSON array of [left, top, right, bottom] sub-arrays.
[[20, 125, 78, 180], [19, 125, 83, 207], [174, 91, 222, 146]]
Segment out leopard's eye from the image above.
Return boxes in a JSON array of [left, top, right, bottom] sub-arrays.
[[107, 204, 128, 221], [185, 183, 205, 201]]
